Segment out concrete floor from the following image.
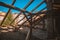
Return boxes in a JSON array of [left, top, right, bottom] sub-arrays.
[[0, 31, 41, 40]]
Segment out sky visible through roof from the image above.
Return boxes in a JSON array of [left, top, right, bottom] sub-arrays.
[[0, 0, 47, 13]]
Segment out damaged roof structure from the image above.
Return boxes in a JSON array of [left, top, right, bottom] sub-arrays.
[[0, 0, 60, 40]]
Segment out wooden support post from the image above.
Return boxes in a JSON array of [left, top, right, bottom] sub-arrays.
[[42, 19, 45, 30], [25, 13, 32, 40], [46, 0, 55, 39]]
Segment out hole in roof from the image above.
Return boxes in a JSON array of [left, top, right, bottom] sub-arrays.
[[0, 6, 20, 14], [0, 0, 13, 5], [26, 0, 44, 12], [0, 6, 8, 13], [14, 0, 30, 9], [0, 0, 47, 14], [11, 9, 20, 14], [33, 3, 47, 13]]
